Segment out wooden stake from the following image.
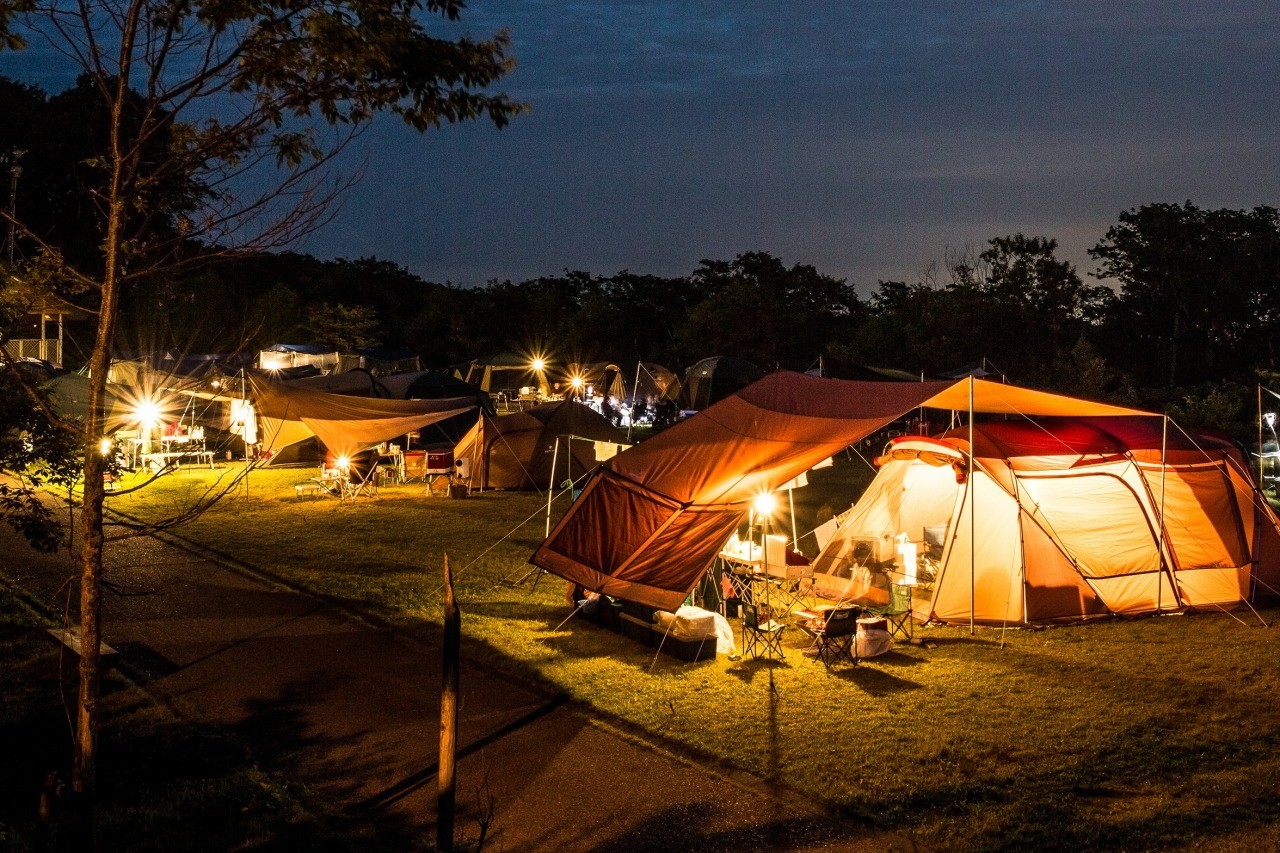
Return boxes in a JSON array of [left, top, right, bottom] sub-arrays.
[[438, 553, 460, 852]]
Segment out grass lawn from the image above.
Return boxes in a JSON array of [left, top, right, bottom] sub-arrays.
[[99, 459, 1280, 851]]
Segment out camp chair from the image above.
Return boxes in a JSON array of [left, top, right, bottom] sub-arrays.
[[741, 602, 786, 660], [810, 605, 861, 670], [868, 582, 913, 641]]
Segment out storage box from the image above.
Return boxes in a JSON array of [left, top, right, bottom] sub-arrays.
[[619, 612, 655, 647], [655, 632, 716, 662], [448, 484, 468, 499]]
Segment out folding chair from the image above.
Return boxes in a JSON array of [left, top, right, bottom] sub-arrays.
[[741, 602, 786, 660], [868, 582, 914, 641], [818, 606, 863, 669]]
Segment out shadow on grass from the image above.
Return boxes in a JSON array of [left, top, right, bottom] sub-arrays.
[[584, 800, 894, 853]]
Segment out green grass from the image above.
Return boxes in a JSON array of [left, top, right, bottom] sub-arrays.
[[100, 461, 1280, 852]]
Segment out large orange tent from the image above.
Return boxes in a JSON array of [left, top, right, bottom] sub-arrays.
[[811, 420, 1280, 626], [530, 371, 1177, 611]]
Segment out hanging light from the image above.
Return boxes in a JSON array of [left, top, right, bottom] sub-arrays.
[[753, 492, 777, 517], [99, 438, 112, 456]]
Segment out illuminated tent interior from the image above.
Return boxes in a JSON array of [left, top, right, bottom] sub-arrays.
[[453, 401, 626, 491], [528, 371, 1279, 615], [812, 422, 1280, 627]]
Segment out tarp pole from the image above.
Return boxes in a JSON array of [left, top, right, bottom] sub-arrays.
[[545, 436, 559, 538], [788, 487, 798, 548], [628, 361, 643, 443], [969, 374, 975, 636]]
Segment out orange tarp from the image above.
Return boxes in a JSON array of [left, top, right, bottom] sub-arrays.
[[531, 372, 1155, 610]]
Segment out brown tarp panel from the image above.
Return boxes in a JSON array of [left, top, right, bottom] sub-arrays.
[[532, 372, 1154, 610], [252, 376, 475, 459]]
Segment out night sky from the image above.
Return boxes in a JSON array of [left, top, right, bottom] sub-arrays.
[[6, 2, 1280, 291]]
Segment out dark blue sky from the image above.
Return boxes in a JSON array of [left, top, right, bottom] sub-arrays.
[[7, 2, 1280, 291]]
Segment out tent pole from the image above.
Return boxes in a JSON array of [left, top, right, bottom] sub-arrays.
[[1259, 383, 1265, 488], [969, 374, 975, 636], [1158, 415, 1168, 613], [545, 436, 559, 538]]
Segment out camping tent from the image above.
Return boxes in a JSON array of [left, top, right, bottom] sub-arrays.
[[631, 362, 681, 402], [451, 352, 548, 397], [453, 401, 625, 491], [678, 356, 764, 411], [811, 421, 1280, 626], [531, 371, 1175, 610], [578, 362, 627, 402], [252, 376, 475, 463]]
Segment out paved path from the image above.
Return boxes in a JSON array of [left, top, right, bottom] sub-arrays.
[[1, 496, 904, 851]]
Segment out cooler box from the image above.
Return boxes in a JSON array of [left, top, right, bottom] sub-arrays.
[[426, 450, 454, 474]]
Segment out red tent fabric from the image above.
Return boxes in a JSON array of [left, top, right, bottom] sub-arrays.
[[530, 371, 1154, 610]]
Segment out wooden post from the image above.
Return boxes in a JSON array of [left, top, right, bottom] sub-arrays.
[[438, 553, 460, 852]]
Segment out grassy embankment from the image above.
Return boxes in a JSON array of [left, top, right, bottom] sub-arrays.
[[100, 458, 1280, 851]]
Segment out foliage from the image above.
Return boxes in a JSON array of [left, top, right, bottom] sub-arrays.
[[303, 302, 381, 352], [1091, 202, 1280, 387]]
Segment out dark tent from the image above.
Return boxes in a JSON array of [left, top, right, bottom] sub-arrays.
[[454, 401, 626, 491], [678, 356, 764, 411]]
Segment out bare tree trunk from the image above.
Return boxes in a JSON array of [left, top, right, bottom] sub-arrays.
[[71, 63, 131, 841], [438, 553, 460, 852]]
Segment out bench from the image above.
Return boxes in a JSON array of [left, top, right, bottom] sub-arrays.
[[294, 482, 323, 499], [46, 627, 119, 667], [141, 450, 216, 472]]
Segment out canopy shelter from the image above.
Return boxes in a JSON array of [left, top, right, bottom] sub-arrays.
[[630, 362, 681, 402], [454, 401, 626, 491], [530, 371, 1155, 611], [812, 421, 1280, 626], [258, 344, 340, 374], [678, 356, 765, 411], [251, 376, 475, 464], [450, 352, 548, 396]]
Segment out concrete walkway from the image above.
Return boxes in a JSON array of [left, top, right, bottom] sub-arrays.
[[1, 498, 902, 851]]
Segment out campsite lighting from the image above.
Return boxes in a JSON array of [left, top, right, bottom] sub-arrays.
[[531, 357, 545, 373], [753, 492, 777, 517], [99, 437, 112, 456], [132, 398, 162, 430], [335, 455, 351, 471], [570, 375, 584, 391]]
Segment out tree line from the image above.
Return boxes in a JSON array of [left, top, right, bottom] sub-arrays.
[[7, 73, 1280, 440]]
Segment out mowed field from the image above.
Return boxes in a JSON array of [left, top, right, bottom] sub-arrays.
[[99, 457, 1280, 852]]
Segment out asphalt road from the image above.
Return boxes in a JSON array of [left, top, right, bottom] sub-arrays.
[[1, 491, 911, 852]]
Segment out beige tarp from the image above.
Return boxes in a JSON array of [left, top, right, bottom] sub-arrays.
[[252, 377, 475, 460]]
